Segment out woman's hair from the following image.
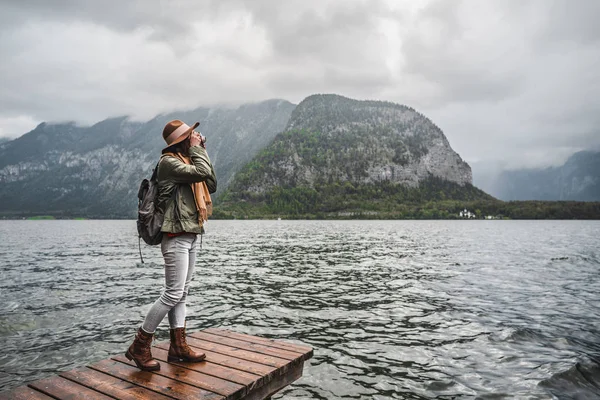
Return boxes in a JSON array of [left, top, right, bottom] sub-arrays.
[[163, 136, 191, 154]]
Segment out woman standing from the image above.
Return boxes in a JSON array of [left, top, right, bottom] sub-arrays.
[[126, 119, 217, 371]]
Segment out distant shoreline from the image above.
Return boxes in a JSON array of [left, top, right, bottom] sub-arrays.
[[2, 199, 600, 221], [2, 216, 600, 221]]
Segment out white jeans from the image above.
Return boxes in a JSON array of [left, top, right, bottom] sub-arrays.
[[142, 234, 197, 332]]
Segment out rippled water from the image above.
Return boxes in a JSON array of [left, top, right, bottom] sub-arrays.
[[0, 220, 599, 399]]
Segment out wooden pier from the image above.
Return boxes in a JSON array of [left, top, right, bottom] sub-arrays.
[[0, 328, 313, 400]]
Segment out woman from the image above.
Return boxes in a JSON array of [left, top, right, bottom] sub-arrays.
[[126, 119, 217, 371]]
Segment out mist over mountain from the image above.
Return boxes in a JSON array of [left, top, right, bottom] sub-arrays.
[[0, 100, 294, 217], [474, 151, 600, 201]]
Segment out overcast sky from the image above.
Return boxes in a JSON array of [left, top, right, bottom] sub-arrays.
[[1, 0, 599, 169]]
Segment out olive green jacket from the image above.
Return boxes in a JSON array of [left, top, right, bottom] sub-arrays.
[[157, 146, 217, 234]]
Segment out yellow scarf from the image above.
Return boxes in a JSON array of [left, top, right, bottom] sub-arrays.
[[165, 152, 212, 225]]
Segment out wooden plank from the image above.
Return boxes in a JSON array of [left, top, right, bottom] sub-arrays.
[[190, 332, 304, 361], [112, 354, 246, 400], [182, 337, 290, 368], [89, 359, 224, 400], [28, 375, 113, 400], [244, 361, 304, 400], [154, 342, 276, 378], [179, 337, 305, 392], [61, 367, 172, 400], [199, 329, 310, 355], [204, 328, 313, 357], [0, 386, 55, 400], [150, 346, 263, 387]]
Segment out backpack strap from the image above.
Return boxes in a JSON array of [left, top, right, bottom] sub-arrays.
[[150, 161, 160, 181]]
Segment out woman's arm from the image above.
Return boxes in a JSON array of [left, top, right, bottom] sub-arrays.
[[160, 146, 215, 184]]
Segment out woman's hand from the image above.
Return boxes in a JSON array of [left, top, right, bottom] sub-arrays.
[[190, 131, 204, 147]]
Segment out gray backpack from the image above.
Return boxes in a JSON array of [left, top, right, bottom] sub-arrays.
[[137, 163, 164, 250]]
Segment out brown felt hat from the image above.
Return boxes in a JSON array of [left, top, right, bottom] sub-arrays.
[[162, 119, 199, 150]]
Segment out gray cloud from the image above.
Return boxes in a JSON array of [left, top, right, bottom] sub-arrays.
[[0, 0, 598, 169]]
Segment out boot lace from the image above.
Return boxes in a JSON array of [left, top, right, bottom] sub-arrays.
[[180, 329, 193, 354]]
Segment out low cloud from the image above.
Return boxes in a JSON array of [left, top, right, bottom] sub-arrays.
[[0, 0, 598, 168]]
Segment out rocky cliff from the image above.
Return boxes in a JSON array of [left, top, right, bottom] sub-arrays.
[[230, 94, 472, 193], [0, 100, 295, 217], [286, 94, 472, 187]]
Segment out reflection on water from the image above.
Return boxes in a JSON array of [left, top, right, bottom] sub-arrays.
[[0, 220, 599, 399]]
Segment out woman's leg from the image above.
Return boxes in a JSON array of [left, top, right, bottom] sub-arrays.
[[141, 235, 195, 333], [165, 235, 204, 362], [168, 235, 197, 328]]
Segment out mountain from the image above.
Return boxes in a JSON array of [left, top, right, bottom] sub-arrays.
[[219, 94, 490, 218], [474, 151, 600, 201], [2, 94, 598, 220], [0, 99, 295, 217]]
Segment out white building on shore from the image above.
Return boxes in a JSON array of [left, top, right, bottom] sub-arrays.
[[459, 209, 476, 218]]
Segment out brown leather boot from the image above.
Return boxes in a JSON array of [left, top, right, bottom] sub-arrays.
[[168, 326, 206, 362], [125, 327, 160, 371]]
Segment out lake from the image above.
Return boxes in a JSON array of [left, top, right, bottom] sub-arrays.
[[0, 220, 599, 399]]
